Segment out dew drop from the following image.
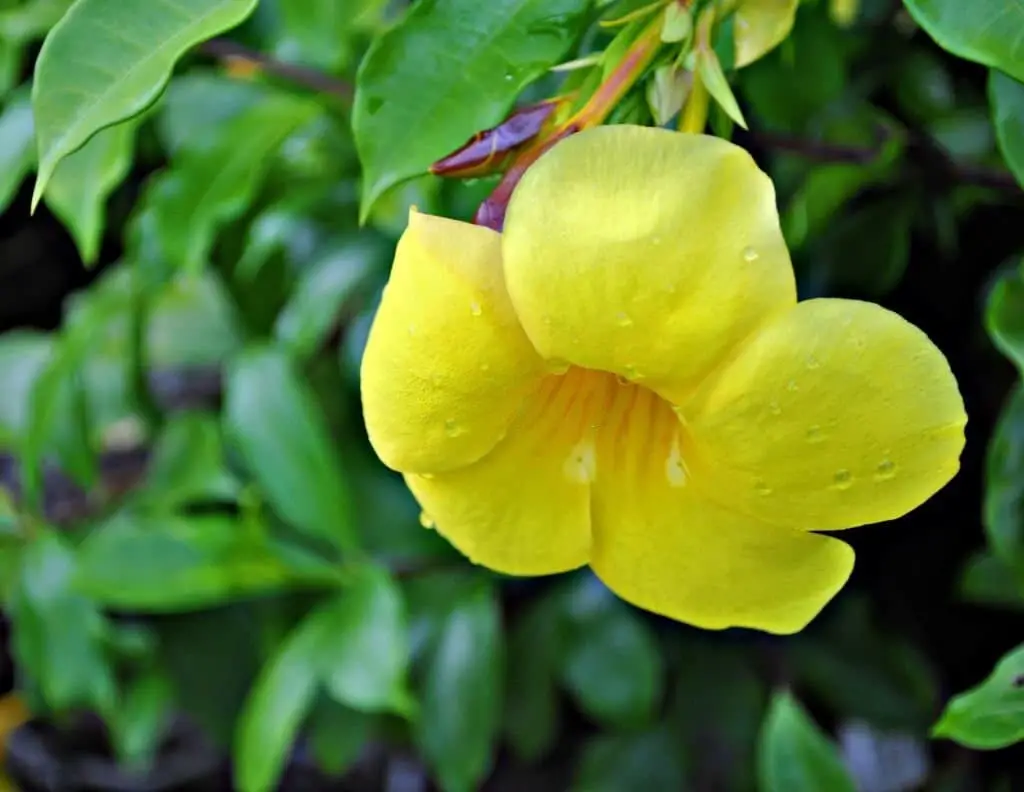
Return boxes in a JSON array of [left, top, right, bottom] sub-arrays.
[[615, 311, 633, 327], [548, 357, 571, 374], [615, 374, 630, 386], [419, 512, 436, 529], [407, 323, 417, 336], [742, 245, 759, 262], [805, 425, 823, 443], [666, 438, 687, 487], [480, 363, 491, 373], [652, 235, 662, 245], [786, 379, 799, 392], [469, 300, 482, 316], [542, 314, 553, 327], [832, 469, 853, 489], [806, 354, 821, 369], [875, 459, 897, 480], [768, 400, 782, 416], [754, 480, 773, 496], [623, 363, 639, 380], [564, 441, 597, 483], [444, 418, 463, 438], [420, 473, 435, 480]]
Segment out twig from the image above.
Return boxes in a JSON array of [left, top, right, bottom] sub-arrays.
[[196, 39, 354, 100]]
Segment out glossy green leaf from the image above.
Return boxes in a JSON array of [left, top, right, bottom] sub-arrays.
[[572, 729, 687, 792], [934, 644, 1024, 749], [990, 70, 1024, 189], [959, 551, 1024, 610], [75, 513, 341, 611], [560, 576, 663, 729], [224, 346, 355, 550], [353, 0, 591, 219], [0, 91, 35, 214], [235, 611, 323, 792], [31, 0, 259, 205], [418, 582, 503, 792], [502, 594, 564, 763], [45, 118, 137, 265], [0, 332, 53, 450], [148, 94, 319, 273], [758, 691, 857, 792], [9, 529, 115, 712], [987, 263, 1024, 374], [274, 241, 377, 359], [903, 0, 1024, 83], [322, 566, 411, 715], [983, 386, 1024, 570]]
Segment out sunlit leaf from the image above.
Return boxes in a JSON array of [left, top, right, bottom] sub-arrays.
[[934, 644, 1024, 749]]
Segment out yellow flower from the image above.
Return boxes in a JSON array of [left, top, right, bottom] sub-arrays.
[[360, 125, 966, 634]]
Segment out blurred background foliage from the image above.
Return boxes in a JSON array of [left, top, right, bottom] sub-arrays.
[[0, 0, 1022, 790]]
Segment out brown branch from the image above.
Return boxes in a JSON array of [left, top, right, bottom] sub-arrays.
[[196, 39, 354, 100]]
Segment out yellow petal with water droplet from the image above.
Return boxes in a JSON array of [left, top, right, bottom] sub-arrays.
[[502, 125, 795, 401], [680, 298, 967, 530], [405, 369, 604, 575], [588, 380, 853, 634], [361, 210, 546, 474], [734, 0, 799, 68]]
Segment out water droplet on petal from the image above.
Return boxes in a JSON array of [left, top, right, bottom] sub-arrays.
[[768, 400, 782, 416], [786, 379, 799, 392], [875, 459, 897, 480], [564, 441, 597, 483], [615, 311, 633, 327], [615, 374, 630, 386], [666, 436, 687, 487], [548, 358, 571, 374], [470, 300, 482, 316], [806, 354, 821, 369], [805, 425, 823, 443], [754, 480, 773, 496], [407, 323, 417, 336], [743, 245, 759, 262], [623, 363, 639, 380], [480, 363, 491, 373], [542, 315, 553, 327], [652, 235, 662, 245], [832, 469, 853, 489], [419, 512, 435, 529], [444, 419, 464, 438]]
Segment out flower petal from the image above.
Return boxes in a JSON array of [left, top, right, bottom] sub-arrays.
[[682, 298, 967, 530], [589, 382, 853, 634], [406, 369, 606, 575], [361, 211, 546, 474], [502, 125, 796, 398]]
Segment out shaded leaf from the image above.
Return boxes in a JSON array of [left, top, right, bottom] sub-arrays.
[[224, 346, 355, 550], [353, 0, 591, 219], [157, 71, 268, 157], [31, 0, 259, 203], [986, 263, 1024, 374], [148, 94, 319, 273], [959, 551, 1024, 610], [307, 696, 374, 776], [933, 644, 1024, 749], [758, 691, 857, 792], [0, 333, 53, 450], [44, 118, 137, 265], [417, 582, 503, 792], [108, 669, 173, 769], [572, 728, 687, 792], [989, 70, 1024, 190], [0, 90, 35, 214], [903, 0, 1024, 83], [983, 385, 1024, 571]]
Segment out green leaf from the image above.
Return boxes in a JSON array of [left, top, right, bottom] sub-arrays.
[[157, 72, 268, 157], [307, 696, 374, 776], [572, 729, 688, 792], [9, 529, 115, 712], [989, 70, 1024, 189], [138, 412, 239, 508], [322, 565, 411, 715], [235, 611, 323, 792], [31, 0, 259, 205], [44, 118, 137, 265], [560, 577, 663, 729], [418, 582, 503, 792], [274, 241, 377, 359], [960, 551, 1024, 610], [0, 0, 75, 43], [0, 90, 35, 214], [224, 346, 355, 550], [75, 513, 341, 611], [502, 594, 564, 763], [108, 669, 173, 769], [983, 385, 1024, 570], [933, 644, 1024, 749], [148, 271, 244, 366], [353, 0, 591, 219], [273, 0, 374, 71], [758, 691, 857, 792], [986, 263, 1024, 374], [148, 94, 319, 273], [903, 0, 1024, 83], [0, 332, 53, 450]]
